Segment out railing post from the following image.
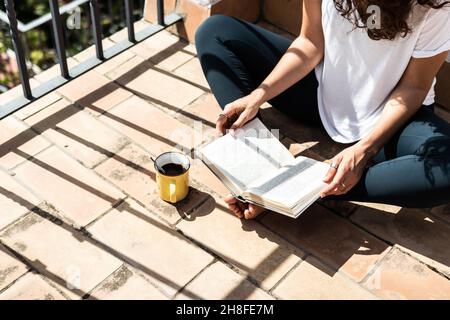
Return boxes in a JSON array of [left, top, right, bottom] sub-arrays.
[[124, 0, 135, 42], [89, 0, 104, 60], [4, 0, 32, 99], [49, 0, 69, 79], [157, 0, 165, 26]]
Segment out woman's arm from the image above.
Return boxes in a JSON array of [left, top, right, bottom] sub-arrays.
[[357, 52, 449, 158], [216, 0, 324, 133], [321, 51, 449, 197], [253, 0, 324, 104]]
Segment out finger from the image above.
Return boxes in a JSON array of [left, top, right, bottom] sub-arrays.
[[228, 203, 244, 218], [322, 167, 336, 184], [216, 105, 235, 134], [216, 115, 227, 135], [224, 194, 237, 204], [321, 173, 346, 197], [321, 166, 347, 197], [237, 201, 248, 213], [333, 188, 348, 196], [334, 179, 356, 196], [323, 154, 343, 183], [224, 194, 244, 218], [244, 204, 265, 220], [230, 110, 250, 130]]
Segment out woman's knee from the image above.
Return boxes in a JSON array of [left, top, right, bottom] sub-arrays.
[[195, 15, 239, 50]]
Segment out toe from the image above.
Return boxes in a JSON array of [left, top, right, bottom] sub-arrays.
[[244, 204, 265, 220], [224, 194, 237, 204], [228, 202, 243, 219]]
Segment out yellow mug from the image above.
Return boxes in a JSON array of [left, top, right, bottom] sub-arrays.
[[154, 152, 190, 204]]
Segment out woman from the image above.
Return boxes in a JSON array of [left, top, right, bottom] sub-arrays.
[[195, 0, 450, 219]]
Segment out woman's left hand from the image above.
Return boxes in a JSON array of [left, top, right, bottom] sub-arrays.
[[320, 144, 371, 197]]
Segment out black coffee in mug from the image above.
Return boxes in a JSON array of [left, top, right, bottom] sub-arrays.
[[154, 152, 190, 203], [159, 163, 186, 176]]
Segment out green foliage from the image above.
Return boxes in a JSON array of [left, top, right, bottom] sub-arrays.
[[0, 0, 145, 90]]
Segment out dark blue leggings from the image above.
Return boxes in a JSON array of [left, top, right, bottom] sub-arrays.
[[195, 15, 450, 208]]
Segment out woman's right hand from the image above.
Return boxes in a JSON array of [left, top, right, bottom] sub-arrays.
[[216, 89, 265, 134]]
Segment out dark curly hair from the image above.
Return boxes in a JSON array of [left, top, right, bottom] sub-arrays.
[[333, 0, 450, 40]]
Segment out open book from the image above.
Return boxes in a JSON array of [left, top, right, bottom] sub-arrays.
[[198, 118, 330, 218]]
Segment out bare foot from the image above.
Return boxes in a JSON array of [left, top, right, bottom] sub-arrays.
[[224, 194, 266, 220]]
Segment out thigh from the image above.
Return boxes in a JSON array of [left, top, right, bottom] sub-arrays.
[[196, 15, 293, 100], [201, 17, 294, 82], [373, 105, 450, 163], [196, 15, 321, 125], [338, 106, 450, 207], [214, 19, 321, 124]]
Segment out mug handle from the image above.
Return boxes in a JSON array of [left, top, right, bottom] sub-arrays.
[[169, 180, 177, 203]]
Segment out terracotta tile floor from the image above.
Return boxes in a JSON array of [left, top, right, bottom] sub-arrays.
[[0, 22, 449, 300]]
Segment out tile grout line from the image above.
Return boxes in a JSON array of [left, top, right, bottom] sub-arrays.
[[39, 272, 76, 300], [83, 260, 180, 300], [82, 263, 127, 300], [126, 264, 176, 300], [52, 60, 210, 160], [267, 257, 306, 297], [7, 99, 129, 174], [258, 213, 384, 293], [393, 245, 450, 281], [3, 133, 127, 228], [1, 238, 121, 300], [321, 203, 395, 246], [172, 258, 218, 300], [3, 142, 54, 175], [18, 123, 130, 206], [0, 241, 33, 295], [105, 56, 208, 111], [358, 246, 395, 288], [344, 208, 450, 279], [170, 54, 198, 74], [0, 205, 175, 300], [173, 227, 278, 299], [0, 269, 32, 296], [23, 97, 134, 171], [89, 139, 133, 171], [81, 220, 211, 300], [82, 197, 128, 230], [0, 148, 53, 203], [71, 98, 177, 161], [0, 237, 83, 297], [0, 200, 45, 235], [12, 95, 63, 122]]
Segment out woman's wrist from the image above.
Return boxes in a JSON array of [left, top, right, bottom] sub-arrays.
[[251, 86, 269, 107], [355, 139, 381, 162]]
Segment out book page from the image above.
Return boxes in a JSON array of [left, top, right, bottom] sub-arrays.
[[199, 118, 294, 191], [245, 157, 329, 208]]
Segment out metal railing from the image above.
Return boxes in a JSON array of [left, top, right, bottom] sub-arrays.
[[0, 0, 182, 119]]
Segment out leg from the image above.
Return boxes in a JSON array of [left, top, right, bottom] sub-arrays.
[[196, 15, 322, 219], [337, 106, 450, 208], [195, 15, 321, 125]]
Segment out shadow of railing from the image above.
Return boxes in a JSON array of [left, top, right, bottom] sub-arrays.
[[0, 35, 447, 301], [0, 185, 208, 299]]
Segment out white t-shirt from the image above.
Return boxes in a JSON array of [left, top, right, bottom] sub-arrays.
[[315, 0, 450, 143]]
